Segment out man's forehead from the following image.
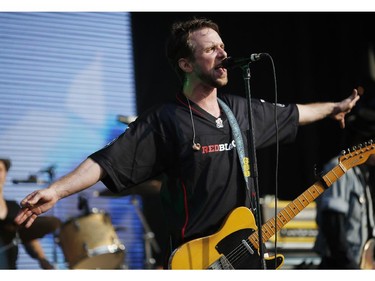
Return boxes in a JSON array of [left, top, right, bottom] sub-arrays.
[[189, 28, 222, 47]]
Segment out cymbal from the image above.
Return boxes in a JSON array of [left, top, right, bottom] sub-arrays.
[[18, 216, 61, 242], [96, 179, 162, 197]]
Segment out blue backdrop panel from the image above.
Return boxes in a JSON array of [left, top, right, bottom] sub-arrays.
[[0, 12, 144, 269]]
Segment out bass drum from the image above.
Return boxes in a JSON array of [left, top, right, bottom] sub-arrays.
[[59, 211, 126, 269]]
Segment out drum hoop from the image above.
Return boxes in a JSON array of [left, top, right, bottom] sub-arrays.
[[87, 243, 125, 257]]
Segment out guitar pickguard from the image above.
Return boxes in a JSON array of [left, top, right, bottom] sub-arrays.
[[215, 228, 281, 269]]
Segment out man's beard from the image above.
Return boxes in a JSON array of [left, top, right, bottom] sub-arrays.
[[197, 71, 228, 89]]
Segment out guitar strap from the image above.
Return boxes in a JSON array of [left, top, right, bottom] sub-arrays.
[[217, 98, 255, 211]]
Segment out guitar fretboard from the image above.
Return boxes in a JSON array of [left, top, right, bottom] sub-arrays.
[[248, 162, 348, 249]]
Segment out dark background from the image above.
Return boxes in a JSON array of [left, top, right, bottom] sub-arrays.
[[130, 12, 375, 266]]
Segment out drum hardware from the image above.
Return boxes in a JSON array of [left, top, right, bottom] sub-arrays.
[[73, 220, 80, 230], [83, 243, 88, 253], [0, 232, 21, 254], [58, 211, 126, 269], [131, 196, 160, 269], [87, 242, 126, 257], [93, 177, 163, 269]]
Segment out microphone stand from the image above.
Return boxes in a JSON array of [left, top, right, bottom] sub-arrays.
[[241, 64, 266, 269]]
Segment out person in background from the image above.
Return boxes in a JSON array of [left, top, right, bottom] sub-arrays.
[[0, 158, 55, 269], [314, 98, 375, 269], [15, 17, 362, 269]]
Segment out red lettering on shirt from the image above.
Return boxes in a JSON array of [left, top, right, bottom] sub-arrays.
[[201, 141, 236, 154]]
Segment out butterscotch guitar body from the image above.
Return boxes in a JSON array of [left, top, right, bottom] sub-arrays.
[[168, 207, 284, 269]]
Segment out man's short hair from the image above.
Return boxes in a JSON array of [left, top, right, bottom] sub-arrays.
[[165, 17, 220, 82]]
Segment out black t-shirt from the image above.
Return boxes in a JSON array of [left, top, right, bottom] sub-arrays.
[[0, 200, 20, 269], [90, 92, 298, 248]]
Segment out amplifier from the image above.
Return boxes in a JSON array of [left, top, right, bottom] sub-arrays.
[[261, 195, 318, 249], [261, 195, 320, 268]]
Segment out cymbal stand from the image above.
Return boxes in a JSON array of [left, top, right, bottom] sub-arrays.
[[131, 196, 160, 269], [0, 232, 21, 253]]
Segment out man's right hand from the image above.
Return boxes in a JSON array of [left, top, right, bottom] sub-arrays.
[[15, 187, 58, 228]]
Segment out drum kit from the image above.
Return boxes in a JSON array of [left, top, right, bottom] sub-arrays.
[[3, 179, 162, 270], [58, 209, 126, 269]]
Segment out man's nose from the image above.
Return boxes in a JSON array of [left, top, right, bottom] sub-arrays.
[[219, 48, 227, 57]]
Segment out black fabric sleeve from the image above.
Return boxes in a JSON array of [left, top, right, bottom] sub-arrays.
[[221, 95, 299, 149], [89, 116, 170, 194]]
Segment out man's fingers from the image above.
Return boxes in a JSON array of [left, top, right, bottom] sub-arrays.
[[340, 119, 345, 129], [15, 209, 38, 228], [352, 94, 360, 104], [20, 191, 39, 207], [15, 207, 37, 227], [14, 208, 28, 225], [25, 213, 38, 228]]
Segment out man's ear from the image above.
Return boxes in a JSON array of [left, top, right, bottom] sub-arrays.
[[178, 58, 193, 74]]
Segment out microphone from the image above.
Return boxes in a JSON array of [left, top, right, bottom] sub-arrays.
[[12, 175, 47, 184], [39, 165, 56, 174], [217, 53, 267, 69]]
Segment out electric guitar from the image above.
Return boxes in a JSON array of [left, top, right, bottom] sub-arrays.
[[169, 140, 375, 269], [360, 238, 375, 269]]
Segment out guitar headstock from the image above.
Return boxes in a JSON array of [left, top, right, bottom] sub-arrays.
[[339, 139, 375, 170]]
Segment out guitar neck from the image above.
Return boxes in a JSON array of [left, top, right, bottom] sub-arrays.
[[248, 162, 348, 249]]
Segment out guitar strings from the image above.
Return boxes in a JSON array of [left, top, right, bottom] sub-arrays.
[[221, 237, 257, 268]]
